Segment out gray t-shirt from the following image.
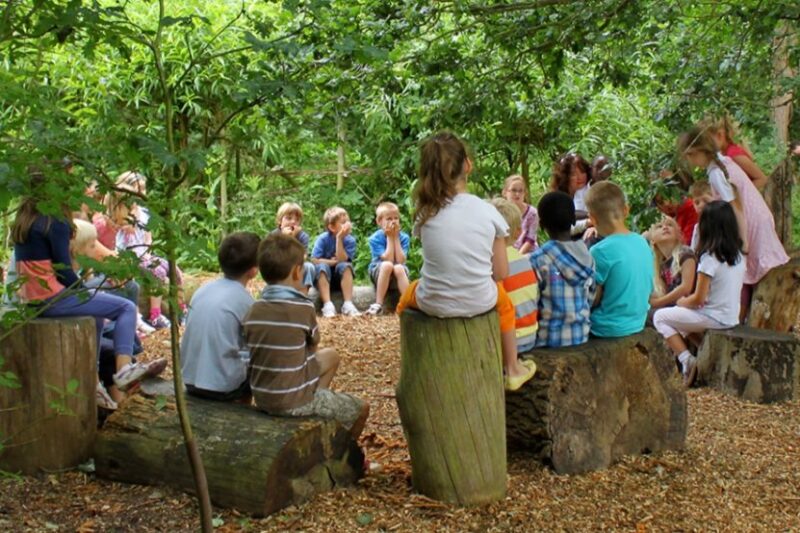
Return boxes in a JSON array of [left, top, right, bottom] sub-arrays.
[[180, 277, 254, 392]]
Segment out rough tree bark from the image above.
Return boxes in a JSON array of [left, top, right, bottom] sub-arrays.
[[748, 258, 800, 333], [505, 330, 687, 474], [396, 309, 506, 505]]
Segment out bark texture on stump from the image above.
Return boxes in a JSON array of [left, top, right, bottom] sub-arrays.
[[748, 258, 800, 334], [94, 392, 364, 516], [0, 317, 97, 474], [696, 326, 800, 403], [396, 309, 506, 505], [506, 329, 687, 475]]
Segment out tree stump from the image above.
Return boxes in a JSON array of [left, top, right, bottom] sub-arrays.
[[748, 258, 800, 334], [93, 389, 364, 517], [396, 309, 506, 505], [696, 327, 800, 403], [0, 317, 97, 474], [505, 329, 687, 474]]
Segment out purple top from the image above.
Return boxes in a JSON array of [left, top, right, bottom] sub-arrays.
[[514, 204, 539, 251]]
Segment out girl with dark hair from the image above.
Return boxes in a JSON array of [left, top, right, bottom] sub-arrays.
[[551, 152, 593, 239], [652, 201, 746, 387]]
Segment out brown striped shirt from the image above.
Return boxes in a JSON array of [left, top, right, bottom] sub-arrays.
[[244, 285, 321, 413]]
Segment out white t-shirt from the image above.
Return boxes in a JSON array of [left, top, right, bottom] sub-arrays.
[[573, 185, 590, 212], [708, 159, 736, 202], [697, 252, 745, 327], [417, 193, 509, 318]]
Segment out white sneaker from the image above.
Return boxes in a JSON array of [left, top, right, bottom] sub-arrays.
[[113, 358, 167, 391], [96, 382, 118, 410], [341, 301, 361, 316], [321, 301, 337, 318], [365, 303, 383, 316], [137, 315, 155, 336]]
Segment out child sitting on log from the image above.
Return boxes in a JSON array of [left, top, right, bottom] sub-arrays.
[[245, 233, 369, 438], [489, 199, 540, 381], [180, 232, 261, 403], [585, 182, 654, 338], [528, 191, 596, 347], [396, 131, 536, 390], [645, 216, 697, 314], [365, 201, 411, 315], [311, 206, 360, 317], [270, 202, 316, 294]]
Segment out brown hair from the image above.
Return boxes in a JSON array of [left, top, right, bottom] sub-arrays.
[[275, 202, 303, 226], [689, 180, 713, 199], [376, 201, 400, 221], [585, 181, 626, 227], [551, 152, 590, 195], [699, 113, 748, 154], [489, 198, 521, 243], [323, 206, 348, 228], [414, 131, 469, 230], [257, 233, 306, 284], [677, 125, 737, 201], [11, 168, 74, 244]]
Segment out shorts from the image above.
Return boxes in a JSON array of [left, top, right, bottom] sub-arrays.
[[368, 262, 409, 286], [186, 381, 251, 402], [314, 262, 353, 290], [283, 388, 365, 430]]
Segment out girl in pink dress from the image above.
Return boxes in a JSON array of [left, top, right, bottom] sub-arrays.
[[701, 115, 769, 190]]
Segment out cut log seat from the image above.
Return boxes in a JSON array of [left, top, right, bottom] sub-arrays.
[[747, 258, 800, 334], [505, 329, 687, 475], [93, 385, 364, 517], [696, 326, 800, 403]]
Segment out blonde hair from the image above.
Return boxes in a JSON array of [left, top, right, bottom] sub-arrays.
[[585, 181, 626, 227], [116, 171, 147, 196], [502, 175, 528, 200], [689, 180, 712, 199], [71, 218, 98, 255], [323, 206, 348, 227], [489, 198, 521, 243], [700, 114, 750, 154], [275, 202, 303, 226], [648, 216, 683, 296], [376, 201, 399, 221], [677, 125, 739, 202]]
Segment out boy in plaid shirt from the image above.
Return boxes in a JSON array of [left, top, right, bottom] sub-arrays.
[[529, 191, 596, 347]]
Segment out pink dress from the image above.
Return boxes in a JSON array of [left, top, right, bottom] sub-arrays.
[[514, 204, 539, 251], [707, 155, 789, 285]]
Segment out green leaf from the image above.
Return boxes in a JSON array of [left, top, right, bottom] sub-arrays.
[[66, 378, 79, 395], [154, 395, 168, 411]]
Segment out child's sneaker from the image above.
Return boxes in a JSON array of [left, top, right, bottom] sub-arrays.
[[113, 358, 168, 391], [341, 301, 361, 316], [137, 315, 156, 336], [365, 303, 383, 316], [682, 355, 698, 388], [96, 382, 118, 410], [321, 301, 337, 318], [147, 314, 171, 330]]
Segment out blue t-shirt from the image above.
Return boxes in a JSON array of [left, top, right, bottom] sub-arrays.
[[590, 232, 653, 338], [269, 228, 310, 251], [311, 231, 356, 262], [368, 229, 410, 270]]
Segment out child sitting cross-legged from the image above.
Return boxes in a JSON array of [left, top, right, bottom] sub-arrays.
[[270, 202, 316, 293], [180, 232, 261, 402], [528, 191, 596, 347], [245, 233, 369, 439], [585, 182, 654, 338], [311, 206, 360, 317], [365, 202, 411, 315]]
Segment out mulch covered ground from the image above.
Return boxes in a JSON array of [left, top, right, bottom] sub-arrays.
[[1, 313, 799, 532]]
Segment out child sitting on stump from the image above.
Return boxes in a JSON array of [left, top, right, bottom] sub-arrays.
[[311, 206, 360, 317], [245, 233, 369, 438], [366, 201, 410, 315]]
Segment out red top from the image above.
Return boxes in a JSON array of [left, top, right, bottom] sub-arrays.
[[675, 198, 697, 246], [725, 143, 750, 159]]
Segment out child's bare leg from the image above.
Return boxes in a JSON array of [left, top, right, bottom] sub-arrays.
[[393, 264, 410, 295], [340, 267, 355, 302], [501, 330, 529, 378], [665, 333, 689, 356], [317, 274, 332, 303], [350, 402, 370, 440], [375, 262, 393, 305], [316, 347, 340, 389], [149, 296, 162, 316]]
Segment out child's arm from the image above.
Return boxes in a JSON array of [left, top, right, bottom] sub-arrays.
[[649, 257, 697, 309], [677, 272, 711, 309], [731, 155, 768, 190], [491, 237, 509, 281], [394, 231, 409, 264], [334, 223, 352, 263], [379, 231, 395, 261], [592, 284, 604, 308]]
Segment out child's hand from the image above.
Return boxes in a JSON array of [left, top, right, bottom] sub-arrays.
[[281, 225, 294, 236], [338, 221, 352, 237], [677, 296, 691, 308]]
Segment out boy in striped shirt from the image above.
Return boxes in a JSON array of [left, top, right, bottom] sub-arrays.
[[244, 233, 369, 438]]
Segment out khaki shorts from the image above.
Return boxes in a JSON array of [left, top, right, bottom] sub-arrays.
[[284, 388, 365, 430]]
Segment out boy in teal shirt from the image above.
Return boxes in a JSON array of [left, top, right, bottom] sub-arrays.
[[585, 182, 653, 337]]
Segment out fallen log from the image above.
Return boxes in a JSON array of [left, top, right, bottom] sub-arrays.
[[396, 309, 506, 505], [696, 326, 800, 403], [506, 329, 687, 474], [748, 258, 800, 334], [94, 388, 364, 516]]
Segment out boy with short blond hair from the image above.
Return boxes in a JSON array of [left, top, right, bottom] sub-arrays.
[[311, 206, 359, 317], [366, 202, 410, 315], [271, 201, 315, 291], [244, 233, 369, 438], [585, 181, 654, 338]]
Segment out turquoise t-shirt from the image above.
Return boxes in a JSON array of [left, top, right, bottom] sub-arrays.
[[590, 233, 653, 337]]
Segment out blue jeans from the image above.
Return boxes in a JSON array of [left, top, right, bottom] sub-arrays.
[[314, 262, 353, 290], [302, 261, 316, 289]]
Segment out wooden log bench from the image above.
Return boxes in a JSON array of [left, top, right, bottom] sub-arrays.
[[396, 309, 506, 505], [0, 316, 97, 475], [93, 382, 365, 517], [696, 326, 800, 403], [747, 258, 800, 334], [505, 329, 687, 475]]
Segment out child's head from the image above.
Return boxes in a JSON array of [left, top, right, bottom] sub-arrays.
[[489, 198, 522, 245], [551, 152, 590, 196], [218, 232, 261, 280], [323, 206, 349, 232], [537, 191, 575, 238], [104, 191, 132, 226], [258, 233, 306, 287], [689, 180, 714, 214], [677, 126, 719, 169], [116, 171, 147, 196], [502, 175, 528, 208], [71, 218, 98, 257], [648, 216, 681, 250], [585, 181, 627, 232], [414, 131, 470, 228], [697, 200, 743, 266], [591, 155, 612, 182], [700, 114, 737, 150], [276, 202, 303, 230], [376, 202, 400, 229]]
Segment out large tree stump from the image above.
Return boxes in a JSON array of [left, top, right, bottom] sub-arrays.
[[93, 390, 364, 517], [505, 329, 687, 474], [748, 258, 800, 334], [696, 327, 800, 403], [0, 316, 97, 474], [396, 309, 506, 505]]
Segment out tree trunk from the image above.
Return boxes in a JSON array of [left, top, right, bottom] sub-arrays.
[[505, 329, 687, 474], [0, 317, 97, 474], [94, 389, 364, 517], [696, 327, 800, 403], [748, 257, 800, 333], [396, 309, 506, 505], [765, 158, 793, 247]]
